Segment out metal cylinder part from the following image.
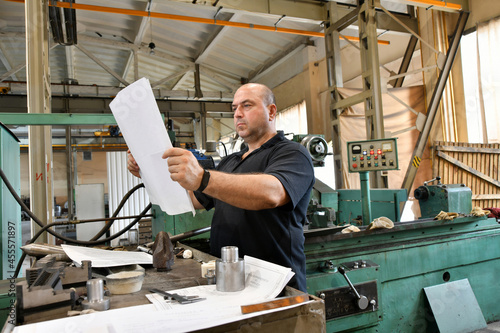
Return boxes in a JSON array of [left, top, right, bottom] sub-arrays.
[[205, 268, 216, 285], [221, 246, 239, 262], [216, 246, 245, 292], [88, 278, 104, 301], [206, 140, 217, 152], [82, 278, 110, 311]]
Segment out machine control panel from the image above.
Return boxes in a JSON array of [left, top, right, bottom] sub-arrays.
[[347, 138, 399, 173], [318, 280, 378, 320]]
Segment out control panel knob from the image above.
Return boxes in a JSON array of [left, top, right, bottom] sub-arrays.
[[370, 299, 377, 311], [338, 266, 369, 310]]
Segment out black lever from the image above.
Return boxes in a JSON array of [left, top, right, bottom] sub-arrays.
[[337, 266, 369, 310]]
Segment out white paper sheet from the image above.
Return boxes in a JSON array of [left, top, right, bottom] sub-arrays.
[[109, 77, 194, 215], [61, 244, 152, 267], [12, 256, 304, 333], [146, 255, 294, 311]]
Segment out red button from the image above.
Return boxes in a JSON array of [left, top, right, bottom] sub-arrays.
[[370, 150, 374, 155], [353, 163, 358, 168]]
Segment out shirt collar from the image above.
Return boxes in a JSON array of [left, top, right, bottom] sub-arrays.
[[235, 131, 284, 157]]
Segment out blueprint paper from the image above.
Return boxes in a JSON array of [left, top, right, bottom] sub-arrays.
[[109, 78, 194, 215]]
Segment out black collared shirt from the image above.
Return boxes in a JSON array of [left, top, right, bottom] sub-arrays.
[[195, 131, 314, 292]]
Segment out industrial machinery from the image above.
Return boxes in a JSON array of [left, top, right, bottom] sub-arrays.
[[304, 214, 500, 332], [16, 255, 92, 323], [149, 137, 500, 332], [303, 139, 500, 332], [414, 176, 472, 219], [292, 134, 329, 167]]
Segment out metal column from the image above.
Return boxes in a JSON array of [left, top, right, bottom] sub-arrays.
[[25, 0, 54, 243], [358, 0, 386, 188], [326, 1, 390, 189], [325, 2, 356, 190]]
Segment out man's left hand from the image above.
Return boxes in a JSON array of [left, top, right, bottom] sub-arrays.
[[162, 148, 204, 191]]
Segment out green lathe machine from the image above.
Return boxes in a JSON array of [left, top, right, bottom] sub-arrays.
[[152, 137, 500, 332]]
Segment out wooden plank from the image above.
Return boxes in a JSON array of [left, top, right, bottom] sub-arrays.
[[466, 144, 472, 202], [473, 194, 500, 200], [490, 143, 500, 207], [487, 145, 492, 208], [436, 145, 500, 154], [436, 151, 500, 188], [434, 141, 500, 209], [472, 143, 477, 201], [481, 143, 486, 207], [454, 142, 460, 185]]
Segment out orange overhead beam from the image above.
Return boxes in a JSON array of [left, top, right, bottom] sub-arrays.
[[404, 0, 461, 11], [5, 0, 390, 44]]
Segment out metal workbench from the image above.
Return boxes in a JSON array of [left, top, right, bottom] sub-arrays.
[[11, 244, 326, 332]]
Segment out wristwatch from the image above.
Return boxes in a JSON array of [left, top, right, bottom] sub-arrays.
[[196, 169, 210, 192]]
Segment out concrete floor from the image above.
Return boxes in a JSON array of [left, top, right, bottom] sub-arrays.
[[476, 321, 500, 332]]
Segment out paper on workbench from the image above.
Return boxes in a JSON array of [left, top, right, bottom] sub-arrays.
[[61, 244, 152, 267], [109, 77, 195, 215], [12, 299, 310, 333], [146, 255, 294, 310], [12, 257, 305, 333]]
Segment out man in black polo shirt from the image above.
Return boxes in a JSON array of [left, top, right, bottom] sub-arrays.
[[129, 83, 314, 292]]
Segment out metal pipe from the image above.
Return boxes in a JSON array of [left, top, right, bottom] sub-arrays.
[[402, 11, 469, 195], [145, 226, 211, 247], [72, 214, 153, 224]]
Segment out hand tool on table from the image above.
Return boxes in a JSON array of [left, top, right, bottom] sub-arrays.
[[150, 288, 205, 304]]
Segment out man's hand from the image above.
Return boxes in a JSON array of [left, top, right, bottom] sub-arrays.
[[127, 150, 141, 178], [163, 148, 204, 191]]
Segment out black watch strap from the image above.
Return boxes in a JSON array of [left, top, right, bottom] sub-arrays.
[[196, 169, 210, 192]]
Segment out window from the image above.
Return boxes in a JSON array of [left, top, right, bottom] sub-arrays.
[[276, 100, 308, 135], [461, 17, 500, 143]]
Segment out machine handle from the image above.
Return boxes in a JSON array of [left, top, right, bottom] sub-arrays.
[[423, 176, 441, 186], [337, 266, 369, 310]]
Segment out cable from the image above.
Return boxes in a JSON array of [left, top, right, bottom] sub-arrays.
[[12, 203, 152, 278], [0, 166, 152, 276], [217, 141, 227, 157], [90, 183, 145, 240]]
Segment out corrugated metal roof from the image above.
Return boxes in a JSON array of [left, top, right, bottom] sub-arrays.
[[0, 0, 327, 98]]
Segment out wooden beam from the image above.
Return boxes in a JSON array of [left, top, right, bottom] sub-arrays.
[[436, 145, 500, 154], [437, 151, 500, 188]]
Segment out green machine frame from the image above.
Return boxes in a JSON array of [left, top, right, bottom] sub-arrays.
[[152, 205, 213, 242], [305, 215, 500, 332], [0, 124, 22, 280], [0, 123, 21, 325]]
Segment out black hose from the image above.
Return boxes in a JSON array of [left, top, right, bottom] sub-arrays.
[[0, 166, 152, 277], [218, 141, 227, 157], [13, 252, 26, 279], [90, 183, 145, 241], [12, 203, 152, 278]]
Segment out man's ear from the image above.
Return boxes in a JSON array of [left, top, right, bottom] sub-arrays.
[[268, 104, 277, 121]]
